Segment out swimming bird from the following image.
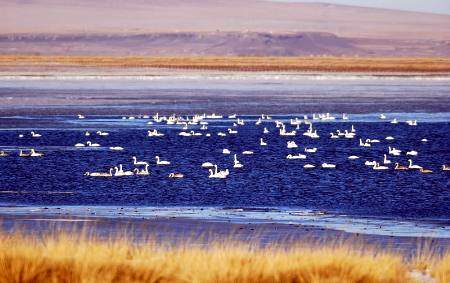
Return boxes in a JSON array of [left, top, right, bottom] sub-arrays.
[[96, 131, 109, 136], [305, 148, 317, 153], [330, 132, 339, 139], [132, 156, 149, 166], [263, 127, 269, 134], [348, 155, 359, 160], [201, 162, 215, 168], [233, 154, 243, 168], [74, 143, 85, 147], [19, 150, 30, 157], [388, 146, 401, 156], [408, 159, 422, 170], [394, 163, 408, 170], [85, 168, 113, 177], [155, 156, 170, 165], [30, 149, 43, 157], [406, 150, 418, 156], [31, 131, 41, 138], [134, 164, 150, 176], [303, 164, 315, 169], [286, 154, 306, 160], [222, 149, 231, 154], [242, 151, 254, 155], [109, 146, 123, 151], [385, 136, 395, 140], [169, 173, 184, 178], [114, 164, 134, 176], [0, 151, 8, 157], [321, 163, 336, 169], [260, 138, 267, 146], [287, 141, 298, 148], [86, 141, 100, 147], [373, 163, 389, 170], [383, 154, 391, 165], [442, 165, 450, 171], [420, 168, 433, 174], [365, 160, 377, 166], [359, 139, 371, 147]]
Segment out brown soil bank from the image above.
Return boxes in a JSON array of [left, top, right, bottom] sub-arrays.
[[1, 55, 450, 73]]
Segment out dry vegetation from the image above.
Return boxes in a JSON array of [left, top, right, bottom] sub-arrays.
[[1, 55, 450, 73], [0, 231, 448, 283]]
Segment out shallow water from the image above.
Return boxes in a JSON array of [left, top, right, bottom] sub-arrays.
[[0, 74, 449, 238]]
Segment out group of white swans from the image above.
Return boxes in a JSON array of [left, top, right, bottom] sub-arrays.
[[1, 113, 449, 178]]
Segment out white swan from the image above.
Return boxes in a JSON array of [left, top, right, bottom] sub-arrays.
[[385, 136, 395, 140], [85, 168, 113, 177], [86, 141, 100, 147], [365, 160, 377, 166], [0, 151, 8, 157], [30, 131, 41, 138], [260, 138, 267, 146], [303, 164, 315, 169], [114, 164, 134, 176], [379, 114, 386, 119], [134, 164, 150, 176], [348, 155, 359, 160], [330, 132, 339, 139], [74, 143, 85, 147], [30, 148, 43, 157], [222, 149, 231, 154], [169, 172, 184, 178], [442, 165, 450, 171], [406, 150, 418, 156], [321, 163, 336, 169], [77, 114, 85, 119], [286, 154, 306, 159], [305, 148, 317, 153], [96, 131, 109, 136], [406, 120, 417, 126], [263, 127, 269, 134], [383, 154, 391, 165], [109, 146, 123, 151], [388, 146, 401, 156], [242, 151, 254, 155], [287, 141, 298, 148], [147, 129, 164, 137], [233, 154, 243, 168], [373, 163, 389, 170], [217, 132, 227, 137], [408, 159, 422, 170], [228, 128, 238, 134], [208, 165, 229, 178], [359, 139, 371, 147], [202, 162, 215, 168], [19, 150, 30, 157], [133, 156, 149, 165], [421, 139, 428, 142], [155, 156, 170, 165]]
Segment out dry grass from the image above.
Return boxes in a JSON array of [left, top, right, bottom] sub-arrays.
[[1, 55, 450, 73], [0, 231, 448, 283]]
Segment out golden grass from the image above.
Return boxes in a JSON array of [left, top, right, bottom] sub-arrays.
[[0, 231, 448, 283], [1, 55, 450, 73]]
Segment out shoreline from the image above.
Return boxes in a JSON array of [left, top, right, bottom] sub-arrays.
[[1, 55, 450, 74], [1, 213, 449, 253]]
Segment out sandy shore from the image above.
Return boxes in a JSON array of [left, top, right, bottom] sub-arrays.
[[1, 213, 449, 253]]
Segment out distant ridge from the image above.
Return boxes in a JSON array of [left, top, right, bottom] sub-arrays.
[[1, 32, 449, 57]]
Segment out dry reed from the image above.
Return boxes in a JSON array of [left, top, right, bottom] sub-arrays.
[[0, 230, 448, 283], [1, 55, 450, 73]]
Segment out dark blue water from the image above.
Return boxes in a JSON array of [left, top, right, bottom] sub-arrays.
[[0, 114, 448, 220]]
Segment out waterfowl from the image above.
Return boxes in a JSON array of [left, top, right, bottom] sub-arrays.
[[86, 141, 100, 147], [77, 114, 85, 119], [217, 132, 227, 137], [169, 173, 184, 178], [31, 131, 41, 138], [134, 164, 150, 176], [0, 150, 8, 157], [96, 131, 109, 136], [133, 156, 148, 165], [385, 136, 395, 140], [330, 132, 339, 139], [85, 131, 90, 136], [233, 154, 243, 168], [442, 165, 450, 171], [388, 146, 401, 156], [406, 150, 418, 156], [359, 139, 371, 147], [383, 154, 391, 165], [394, 163, 408, 170], [30, 149, 43, 157], [287, 141, 298, 148], [109, 146, 123, 151], [201, 162, 215, 168], [242, 151, 254, 155], [420, 168, 433, 174], [286, 154, 306, 160], [305, 148, 317, 153], [365, 160, 377, 166], [303, 164, 315, 169], [263, 127, 269, 134], [19, 150, 30, 157], [228, 128, 238, 134], [260, 138, 267, 146], [390, 118, 398, 124], [373, 163, 389, 170], [408, 159, 422, 170], [421, 139, 428, 142], [222, 149, 231, 154], [348, 155, 359, 160], [114, 165, 134, 176], [74, 143, 85, 147], [155, 156, 170, 165], [321, 163, 336, 169], [379, 114, 386, 119], [147, 129, 164, 137], [85, 168, 113, 177], [208, 165, 229, 178], [406, 120, 417, 126]]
